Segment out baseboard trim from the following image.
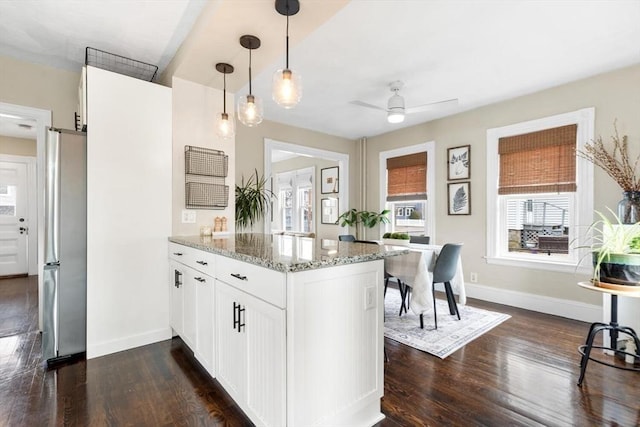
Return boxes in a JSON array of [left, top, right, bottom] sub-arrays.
[[464, 282, 601, 323], [87, 327, 172, 359]]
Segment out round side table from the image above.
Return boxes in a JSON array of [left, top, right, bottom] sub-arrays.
[[577, 281, 640, 386]]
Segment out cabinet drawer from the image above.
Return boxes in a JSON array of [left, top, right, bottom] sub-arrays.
[[169, 242, 216, 277], [216, 256, 286, 308]]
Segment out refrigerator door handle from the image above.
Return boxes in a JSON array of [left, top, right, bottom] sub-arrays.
[[42, 265, 59, 361], [45, 128, 61, 264]]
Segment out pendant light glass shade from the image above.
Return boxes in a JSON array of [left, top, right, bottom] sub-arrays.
[[216, 112, 235, 139], [273, 2, 302, 109], [272, 69, 302, 109], [215, 62, 234, 140], [238, 35, 263, 127], [238, 94, 263, 127]]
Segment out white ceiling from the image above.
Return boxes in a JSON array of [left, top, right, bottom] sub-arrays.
[[1, 0, 639, 140]]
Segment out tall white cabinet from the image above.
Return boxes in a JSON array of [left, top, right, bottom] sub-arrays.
[[86, 66, 172, 358]]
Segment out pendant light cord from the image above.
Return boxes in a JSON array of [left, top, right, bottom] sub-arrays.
[[286, 13, 290, 69], [223, 72, 227, 113], [249, 48, 253, 95]]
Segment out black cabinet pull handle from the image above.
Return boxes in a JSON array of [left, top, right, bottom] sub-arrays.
[[233, 302, 239, 330], [238, 305, 245, 333], [196, 260, 208, 266], [173, 252, 183, 256], [194, 277, 206, 283], [231, 273, 247, 281], [174, 270, 182, 288]]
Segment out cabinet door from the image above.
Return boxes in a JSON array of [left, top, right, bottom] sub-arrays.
[[195, 273, 214, 376], [215, 280, 247, 404], [169, 261, 184, 336], [182, 268, 197, 350], [244, 294, 286, 427]]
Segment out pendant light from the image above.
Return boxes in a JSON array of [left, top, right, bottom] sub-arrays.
[[272, 0, 302, 109], [215, 63, 235, 139], [238, 35, 263, 127]]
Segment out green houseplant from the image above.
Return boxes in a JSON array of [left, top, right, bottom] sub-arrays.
[[336, 208, 390, 240], [382, 232, 411, 246], [588, 208, 640, 286], [235, 169, 275, 231]]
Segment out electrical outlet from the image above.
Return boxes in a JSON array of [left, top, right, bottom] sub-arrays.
[[364, 286, 376, 310], [470, 272, 478, 283], [181, 210, 196, 224]]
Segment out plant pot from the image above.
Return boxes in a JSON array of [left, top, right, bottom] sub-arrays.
[[593, 252, 640, 286], [382, 238, 410, 247]]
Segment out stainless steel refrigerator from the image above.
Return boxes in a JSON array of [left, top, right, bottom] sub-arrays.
[[42, 128, 87, 363]]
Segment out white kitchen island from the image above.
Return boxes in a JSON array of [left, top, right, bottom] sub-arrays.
[[168, 233, 407, 427]]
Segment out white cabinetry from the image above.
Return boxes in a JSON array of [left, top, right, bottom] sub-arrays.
[[216, 279, 286, 427], [168, 240, 385, 427], [169, 243, 216, 376]]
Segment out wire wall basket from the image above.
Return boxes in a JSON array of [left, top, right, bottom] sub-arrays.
[[184, 145, 229, 209], [186, 182, 229, 209], [85, 47, 158, 82], [185, 146, 228, 177]]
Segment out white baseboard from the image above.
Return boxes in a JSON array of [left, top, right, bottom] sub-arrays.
[[463, 282, 601, 323], [87, 327, 172, 359]]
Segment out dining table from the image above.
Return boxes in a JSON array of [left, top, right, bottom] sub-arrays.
[[383, 243, 466, 315]]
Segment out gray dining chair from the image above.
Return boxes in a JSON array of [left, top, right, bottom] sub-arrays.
[[420, 243, 463, 329], [338, 234, 356, 242]]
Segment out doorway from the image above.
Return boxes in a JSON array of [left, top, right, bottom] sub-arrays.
[[0, 102, 52, 331], [0, 158, 36, 276], [264, 139, 349, 238]]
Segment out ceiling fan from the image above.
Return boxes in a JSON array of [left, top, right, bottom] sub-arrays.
[[350, 81, 458, 124]]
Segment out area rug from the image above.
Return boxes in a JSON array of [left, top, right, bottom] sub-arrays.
[[384, 289, 511, 359]]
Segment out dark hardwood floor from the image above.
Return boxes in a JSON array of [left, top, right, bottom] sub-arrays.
[[1, 276, 638, 426]]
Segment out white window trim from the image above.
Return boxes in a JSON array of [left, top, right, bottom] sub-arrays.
[[379, 141, 435, 241], [486, 108, 594, 274]]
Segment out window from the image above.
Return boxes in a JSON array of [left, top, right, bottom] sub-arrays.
[[380, 142, 435, 239], [486, 108, 594, 272], [274, 167, 314, 233]]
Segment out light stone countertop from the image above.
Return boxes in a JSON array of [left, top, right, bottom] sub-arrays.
[[169, 233, 409, 273]]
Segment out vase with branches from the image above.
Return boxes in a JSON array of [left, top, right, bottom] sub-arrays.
[[577, 121, 638, 223]]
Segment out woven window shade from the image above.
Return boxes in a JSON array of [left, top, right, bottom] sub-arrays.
[[498, 124, 577, 195], [386, 152, 427, 201]]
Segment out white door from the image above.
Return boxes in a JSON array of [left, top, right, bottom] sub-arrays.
[[0, 161, 28, 276]]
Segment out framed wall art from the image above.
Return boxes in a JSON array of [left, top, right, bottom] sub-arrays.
[[321, 197, 339, 224], [321, 166, 339, 194], [447, 145, 470, 180], [448, 181, 471, 215]]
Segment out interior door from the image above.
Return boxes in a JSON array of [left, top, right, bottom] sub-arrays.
[[0, 161, 28, 276]]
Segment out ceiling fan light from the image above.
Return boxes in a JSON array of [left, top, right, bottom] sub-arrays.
[[238, 94, 263, 127], [387, 110, 405, 123], [272, 68, 302, 109], [216, 112, 235, 139]]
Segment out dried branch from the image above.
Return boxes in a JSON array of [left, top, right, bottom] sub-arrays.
[[576, 121, 637, 191]]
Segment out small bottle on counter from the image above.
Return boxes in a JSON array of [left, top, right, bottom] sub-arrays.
[[200, 225, 212, 236], [214, 216, 222, 233], [221, 216, 228, 232]]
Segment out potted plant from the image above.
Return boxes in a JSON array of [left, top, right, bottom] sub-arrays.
[[235, 169, 275, 231], [588, 208, 640, 288], [335, 208, 390, 240], [382, 232, 411, 246]]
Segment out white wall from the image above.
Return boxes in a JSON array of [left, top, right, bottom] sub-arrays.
[[171, 77, 235, 236], [86, 67, 172, 358]]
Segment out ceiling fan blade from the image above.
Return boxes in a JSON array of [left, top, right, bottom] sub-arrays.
[[406, 98, 459, 114], [349, 100, 387, 112]]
